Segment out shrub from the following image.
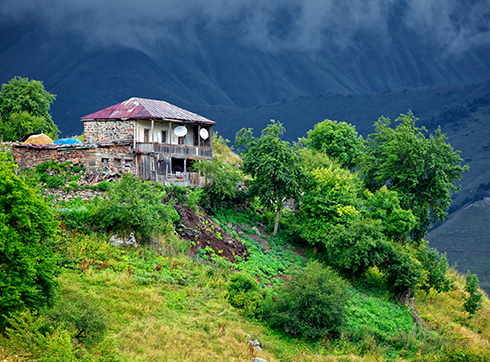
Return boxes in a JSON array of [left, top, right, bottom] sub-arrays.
[[268, 261, 348, 338], [0, 153, 60, 326], [463, 271, 483, 317], [90, 174, 178, 242], [225, 272, 265, 318]]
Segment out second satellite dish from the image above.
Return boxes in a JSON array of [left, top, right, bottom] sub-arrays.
[[200, 128, 209, 140], [174, 126, 187, 137]]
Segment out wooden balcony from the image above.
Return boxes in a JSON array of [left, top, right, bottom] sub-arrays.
[[136, 142, 212, 159]]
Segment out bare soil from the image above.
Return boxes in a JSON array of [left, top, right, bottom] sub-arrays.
[[174, 204, 248, 262]]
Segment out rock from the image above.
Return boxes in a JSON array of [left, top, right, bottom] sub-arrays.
[[248, 339, 260, 347], [109, 233, 138, 248], [251, 358, 268, 362], [251, 226, 261, 236], [109, 234, 124, 247], [125, 233, 138, 248]]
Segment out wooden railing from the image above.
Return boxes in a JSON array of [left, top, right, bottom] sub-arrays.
[[136, 142, 212, 158]]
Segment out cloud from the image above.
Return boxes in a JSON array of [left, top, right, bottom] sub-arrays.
[[0, 0, 488, 54]]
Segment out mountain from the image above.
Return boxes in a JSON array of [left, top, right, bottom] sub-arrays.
[[426, 199, 490, 293], [1, 0, 490, 292], [1, 1, 490, 137]]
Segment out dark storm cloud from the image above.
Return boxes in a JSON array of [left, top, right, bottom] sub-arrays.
[[1, 0, 489, 54]]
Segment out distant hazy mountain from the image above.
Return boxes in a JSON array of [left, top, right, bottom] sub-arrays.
[[1, 0, 490, 136]]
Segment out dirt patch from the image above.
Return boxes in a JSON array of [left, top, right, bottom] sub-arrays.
[[174, 204, 248, 262]]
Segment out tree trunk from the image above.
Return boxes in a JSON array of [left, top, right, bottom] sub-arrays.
[[273, 205, 280, 237]]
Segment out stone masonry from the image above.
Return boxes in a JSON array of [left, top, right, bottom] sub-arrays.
[[83, 120, 135, 143], [12, 143, 135, 175]]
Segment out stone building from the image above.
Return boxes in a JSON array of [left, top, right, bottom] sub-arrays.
[[12, 97, 216, 187], [80, 97, 215, 186]]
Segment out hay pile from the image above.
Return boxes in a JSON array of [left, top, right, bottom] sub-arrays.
[[23, 134, 54, 145]]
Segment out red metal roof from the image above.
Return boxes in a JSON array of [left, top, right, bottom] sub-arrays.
[[80, 97, 216, 125]]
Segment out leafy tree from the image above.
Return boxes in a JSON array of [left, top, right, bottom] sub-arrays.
[[296, 164, 363, 247], [321, 217, 388, 280], [0, 77, 59, 141], [304, 119, 364, 169], [195, 133, 243, 201], [236, 121, 303, 236], [463, 271, 483, 317], [361, 112, 468, 244], [417, 246, 451, 301], [0, 152, 60, 326], [382, 243, 423, 300], [268, 261, 348, 338], [364, 186, 416, 243]]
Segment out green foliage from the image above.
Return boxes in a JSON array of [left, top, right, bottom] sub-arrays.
[[463, 272, 483, 317], [197, 159, 243, 201], [0, 152, 60, 326], [268, 261, 348, 338], [304, 119, 364, 169], [296, 164, 362, 246], [34, 160, 85, 189], [382, 244, 423, 298], [91, 174, 178, 242], [225, 272, 264, 317], [364, 186, 416, 243], [345, 287, 415, 343], [320, 217, 387, 279], [2, 309, 124, 361], [417, 246, 451, 299], [236, 120, 303, 235], [0, 77, 59, 141], [361, 111, 468, 243], [44, 293, 109, 347]]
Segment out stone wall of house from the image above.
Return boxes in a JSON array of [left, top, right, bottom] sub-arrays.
[[12, 143, 135, 174], [95, 144, 135, 174], [84, 120, 135, 143]]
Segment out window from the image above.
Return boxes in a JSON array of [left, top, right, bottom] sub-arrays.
[[144, 129, 149, 142], [161, 130, 167, 144]]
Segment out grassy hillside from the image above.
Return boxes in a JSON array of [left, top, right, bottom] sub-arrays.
[[1, 188, 490, 361], [2, 218, 490, 361]]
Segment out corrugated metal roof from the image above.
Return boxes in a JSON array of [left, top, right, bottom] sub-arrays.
[[80, 97, 216, 125]]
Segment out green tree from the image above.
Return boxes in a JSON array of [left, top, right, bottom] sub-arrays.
[[0, 77, 59, 141], [304, 119, 364, 169], [268, 261, 349, 338], [236, 121, 303, 236], [195, 133, 243, 201], [296, 164, 363, 247], [0, 152, 60, 326], [463, 271, 483, 318], [361, 112, 468, 244], [417, 246, 451, 301], [364, 186, 416, 243]]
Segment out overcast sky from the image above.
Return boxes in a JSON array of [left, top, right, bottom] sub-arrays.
[[1, 0, 489, 54]]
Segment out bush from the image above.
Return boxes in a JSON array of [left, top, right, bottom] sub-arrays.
[[0, 153, 60, 326], [225, 272, 265, 318], [463, 272, 483, 317], [268, 261, 349, 338], [90, 174, 178, 242]]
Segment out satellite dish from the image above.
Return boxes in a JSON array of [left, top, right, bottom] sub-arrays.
[[200, 128, 209, 140], [174, 126, 187, 137]]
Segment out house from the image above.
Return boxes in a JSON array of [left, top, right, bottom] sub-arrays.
[[80, 97, 216, 186]]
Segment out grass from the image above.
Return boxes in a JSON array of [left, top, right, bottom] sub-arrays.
[[2, 203, 490, 361]]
